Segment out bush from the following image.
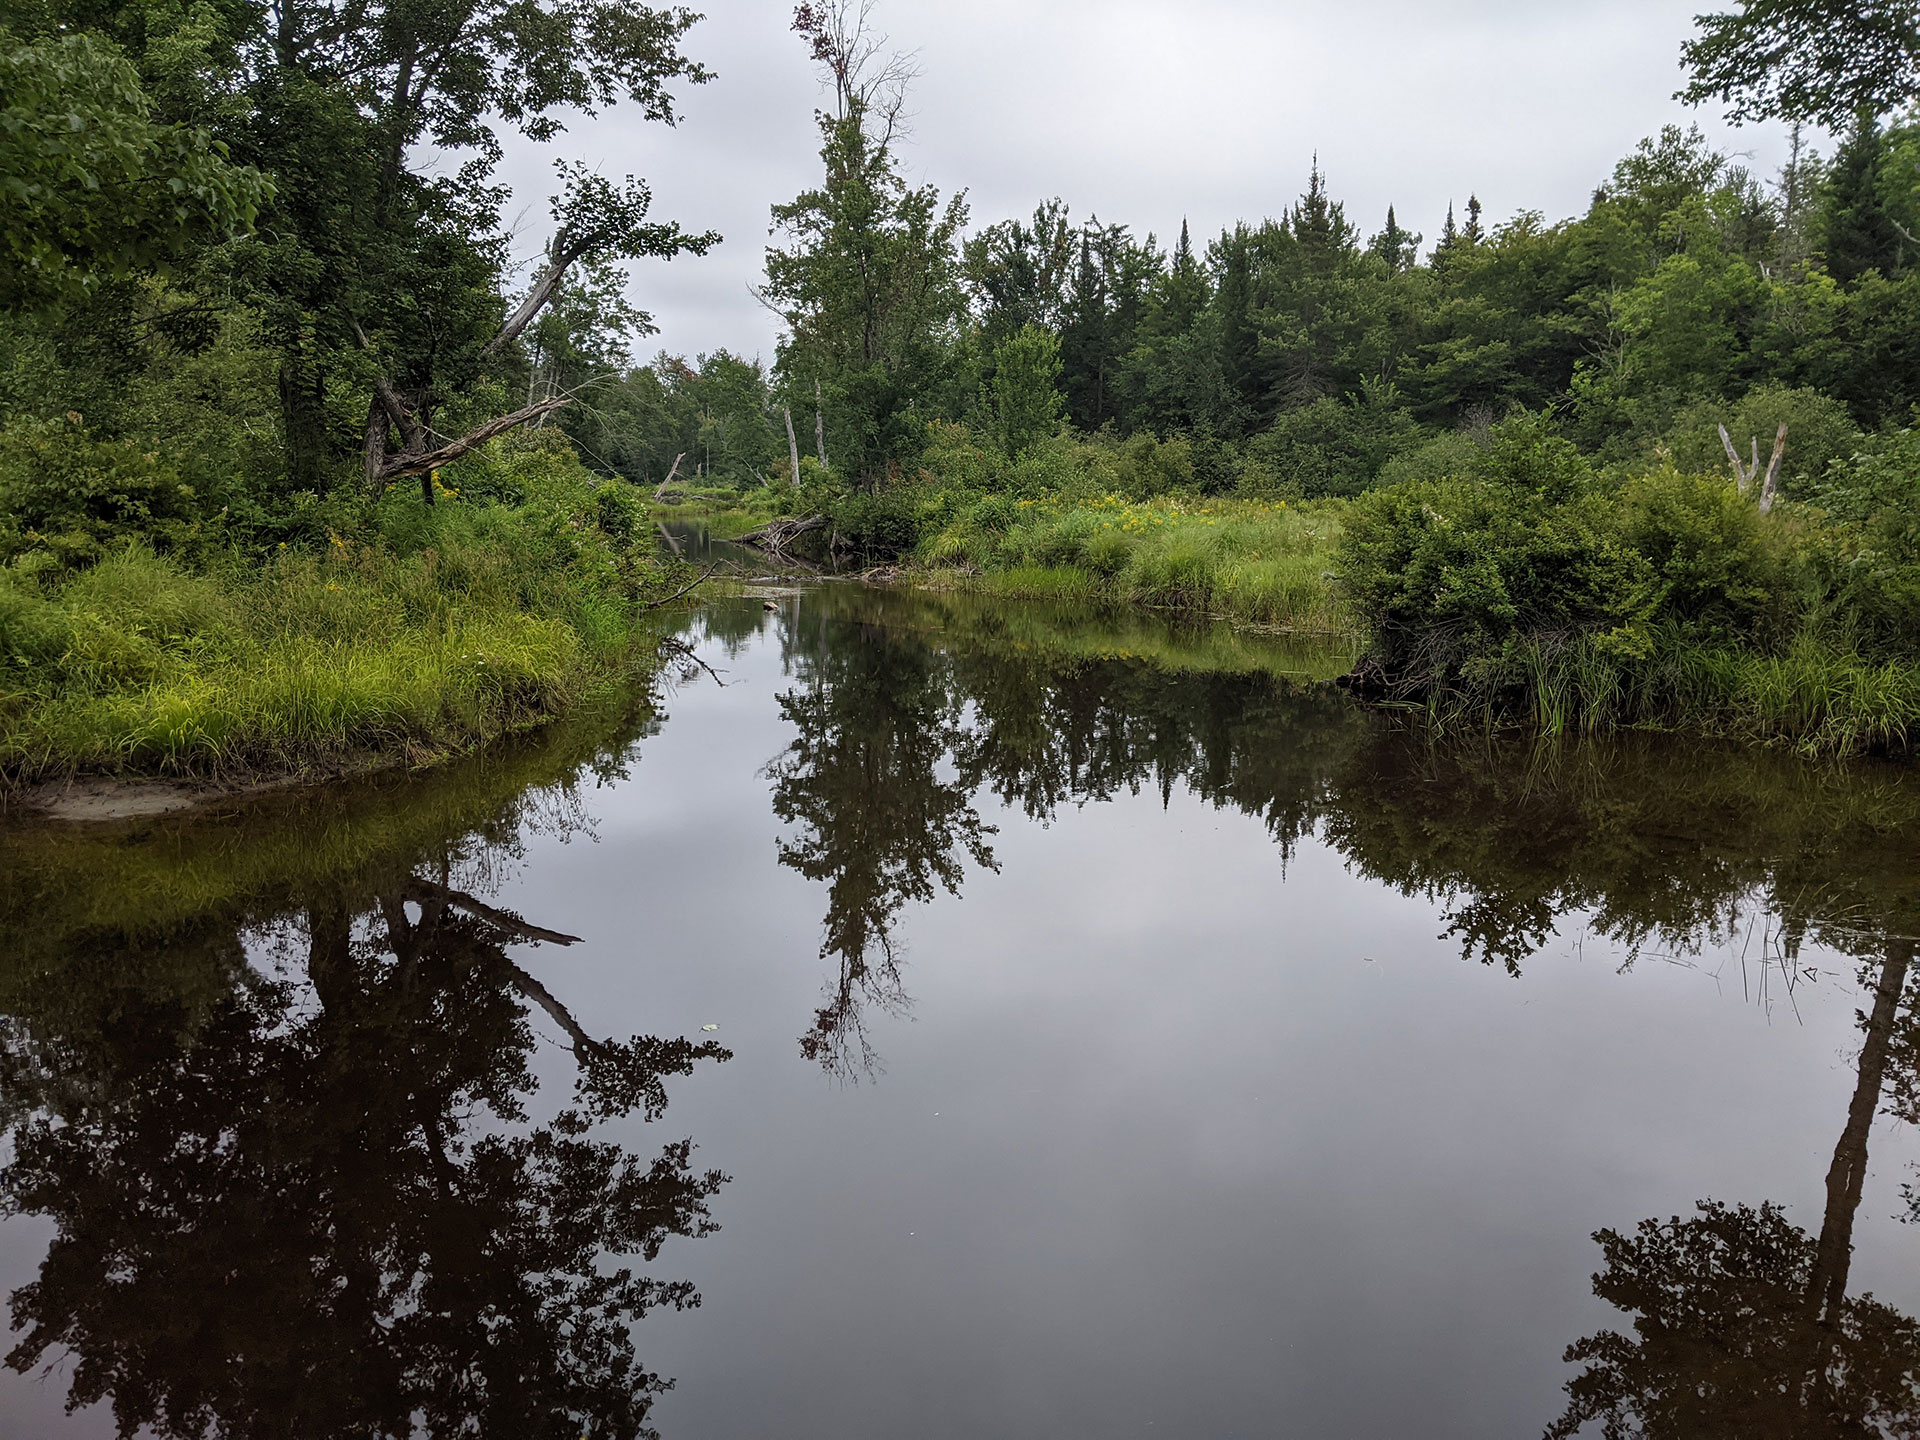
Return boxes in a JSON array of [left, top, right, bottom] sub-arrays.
[[825, 489, 923, 564], [1662, 385, 1863, 499], [1245, 388, 1428, 499], [1812, 427, 1920, 659], [1334, 413, 1918, 751], [0, 413, 220, 571], [1617, 466, 1808, 644]]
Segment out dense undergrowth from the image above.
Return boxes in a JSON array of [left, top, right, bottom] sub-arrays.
[[1334, 415, 1920, 754], [0, 430, 691, 786]]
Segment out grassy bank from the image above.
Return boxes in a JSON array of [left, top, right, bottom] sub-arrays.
[[1, 444, 696, 787], [913, 494, 1349, 633]]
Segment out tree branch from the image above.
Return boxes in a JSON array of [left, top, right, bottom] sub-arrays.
[[404, 877, 583, 946], [376, 396, 572, 480]]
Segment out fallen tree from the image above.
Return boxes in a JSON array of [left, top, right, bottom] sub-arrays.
[[360, 168, 717, 505], [735, 514, 829, 556]]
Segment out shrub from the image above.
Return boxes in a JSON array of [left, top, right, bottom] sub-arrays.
[[1617, 466, 1808, 644], [1663, 384, 1863, 499], [0, 413, 218, 571], [1245, 387, 1428, 498], [1811, 427, 1920, 659]]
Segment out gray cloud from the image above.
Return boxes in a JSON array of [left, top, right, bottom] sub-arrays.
[[496, 0, 1803, 364]]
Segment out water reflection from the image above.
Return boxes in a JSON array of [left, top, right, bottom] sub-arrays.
[[768, 606, 996, 1075], [4, 587, 1920, 1435], [729, 587, 1920, 1431], [1549, 941, 1920, 1439], [0, 716, 727, 1438], [744, 588, 1920, 1051]]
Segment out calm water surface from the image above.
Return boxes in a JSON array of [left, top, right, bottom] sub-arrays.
[[2, 585, 1918, 1438]]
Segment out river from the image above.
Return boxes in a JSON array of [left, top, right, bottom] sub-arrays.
[[2, 583, 1917, 1438]]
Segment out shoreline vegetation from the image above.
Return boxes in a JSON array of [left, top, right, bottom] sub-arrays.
[[8, 1, 1920, 805], [1, 432, 707, 798], [655, 408, 1920, 758]]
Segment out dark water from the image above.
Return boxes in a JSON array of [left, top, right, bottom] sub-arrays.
[[3, 585, 1919, 1439]]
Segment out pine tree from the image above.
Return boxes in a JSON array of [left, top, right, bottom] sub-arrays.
[[1824, 111, 1904, 283], [1163, 219, 1207, 331], [1368, 205, 1421, 273], [1060, 225, 1114, 428], [1431, 202, 1459, 275], [1214, 223, 1261, 419], [1464, 195, 1484, 244]]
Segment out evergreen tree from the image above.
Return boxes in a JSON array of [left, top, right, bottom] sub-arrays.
[[1464, 195, 1485, 244], [1060, 225, 1115, 429], [1824, 111, 1906, 283], [1164, 220, 1208, 331], [1432, 202, 1460, 274], [1368, 205, 1421, 273], [1214, 223, 1262, 422]]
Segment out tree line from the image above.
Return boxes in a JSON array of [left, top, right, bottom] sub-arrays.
[[576, 1, 1920, 503]]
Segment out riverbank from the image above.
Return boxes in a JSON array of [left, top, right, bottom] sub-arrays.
[[1, 457, 703, 795], [660, 431, 1920, 758]]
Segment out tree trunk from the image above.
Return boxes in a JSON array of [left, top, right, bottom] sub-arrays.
[[376, 396, 571, 482], [485, 240, 588, 358], [814, 377, 829, 470], [279, 352, 328, 494], [784, 406, 802, 486], [653, 452, 685, 502], [1806, 936, 1913, 1324], [363, 397, 391, 491], [1760, 424, 1788, 514]]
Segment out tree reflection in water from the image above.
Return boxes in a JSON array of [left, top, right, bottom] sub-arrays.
[[0, 735, 728, 1439], [743, 588, 1920, 1430], [768, 606, 997, 1076], [1548, 941, 1920, 1439]]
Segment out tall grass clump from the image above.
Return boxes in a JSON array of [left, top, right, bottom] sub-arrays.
[[0, 436, 693, 785]]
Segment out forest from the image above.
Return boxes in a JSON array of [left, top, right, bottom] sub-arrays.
[[4, 0, 1920, 783]]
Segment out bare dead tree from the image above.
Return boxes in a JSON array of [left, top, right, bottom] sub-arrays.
[[653, 452, 686, 502], [1718, 422, 1789, 511], [791, 0, 919, 152], [361, 165, 717, 505], [783, 406, 802, 486]]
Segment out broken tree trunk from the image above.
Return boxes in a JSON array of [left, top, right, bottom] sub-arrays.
[[784, 406, 802, 487], [376, 396, 572, 483], [1718, 422, 1751, 493], [653, 452, 686, 502], [1717, 421, 1789, 510], [1760, 424, 1788, 514]]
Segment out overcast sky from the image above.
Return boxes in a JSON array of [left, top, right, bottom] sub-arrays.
[[492, 0, 1802, 366]]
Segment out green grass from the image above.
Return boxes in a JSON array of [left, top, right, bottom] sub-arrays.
[[0, 479, 695, 785], [1432, 629, 1920, 757], [916, 495, 1350, 633]]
